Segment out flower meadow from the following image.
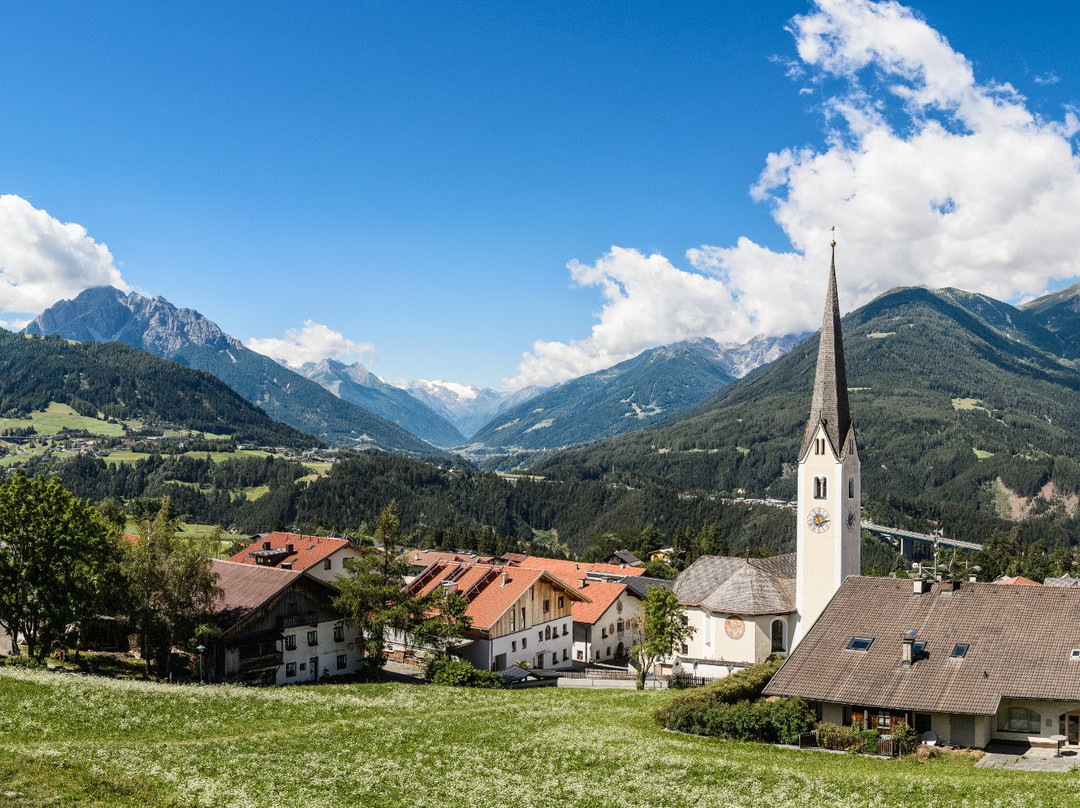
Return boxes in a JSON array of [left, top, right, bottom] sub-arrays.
[[1, 668, 1077, 807]]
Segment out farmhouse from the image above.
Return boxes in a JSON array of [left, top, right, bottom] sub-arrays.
[[206, 559, 358, 685], [763, 575, 1080, 749], [408, 560, 589, 672]]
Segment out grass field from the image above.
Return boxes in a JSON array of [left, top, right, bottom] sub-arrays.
[[0, 669, 1075, 807], [0, 403, 130, 437]]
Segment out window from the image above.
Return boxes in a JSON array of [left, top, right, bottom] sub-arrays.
[[814, 476, 828, 499], [543, 599, 550, 613], [510, 610, 516, 631], [913, 641, 926, 656], [552, 653, 557, 665], [511, 641, 517, 652], [950, 643, 970, 658], [522, 638, 527, 649], [878, 712, 891, 729], [771, 620, 786, 653], [334, 625, 344, 642], [562, 624, 568, 636], [680, 643, 689, 655], [557, 596, 564, 609], [285, 635, 296, 651], [285, 662, 296, 678], [520, 607, 526, 628], [307, 630, 318, 646], [299, 662, 306, 671], [577, 650, 584, 660], [1071, 649, 1080, 661], [606, 646, 611, 657], [846, 637, 874, 651], [814, 437, 826, 455], [563, 649, 568, 661], [336, 654, 347, 670], [545, 626, 551, 640], [998, 707, 1042, 734], [538, 631, 543, 642], [324, 558, 332, 570], [601, 627, 608, 639], [848, 478, 855, 498], [617, 620, 624, 634]]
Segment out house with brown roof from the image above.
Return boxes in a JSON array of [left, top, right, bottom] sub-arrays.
[[226, 532, 364, 584], [673, 554, 795, 678], [763, 575, 1080, 749], [207, 559, 358, 685], [573, 574, 675, 666], [408, 560, 589, 672]]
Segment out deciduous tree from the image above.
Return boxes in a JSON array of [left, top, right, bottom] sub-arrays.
[[627, 586, 695, 690]]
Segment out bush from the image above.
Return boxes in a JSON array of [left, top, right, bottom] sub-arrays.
[[814, 722, 880, 754], [424, 658, 505, 689], [892, 721, 920, 756], [657, 696, 815, 743], [655, 656, 784, 728], [3, 655, 45, 670]]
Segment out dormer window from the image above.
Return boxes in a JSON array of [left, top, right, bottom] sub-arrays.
[[950, 643, 969, 659], [846, 637, 873, 651], [814, 477, 828, 499]]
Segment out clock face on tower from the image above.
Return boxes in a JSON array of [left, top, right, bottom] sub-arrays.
[[807, 507, 831, 533]]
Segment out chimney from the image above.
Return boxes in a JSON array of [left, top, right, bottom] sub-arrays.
[[939, 579, 957, 593], [901, 632, 916, 667], [286, 543, 295, 554], [912, 576, 927, 595], [443, 581, 458, 594], [500, 572, 508, 587], [968, 573, 978, 583], [263, 541, 271, 550]]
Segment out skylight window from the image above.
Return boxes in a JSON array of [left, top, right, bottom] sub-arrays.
[[846, 637, 873, 651], [1071, 649, 1080, 661], [950, 643, 970, 659], [913, 641, 926, 655]]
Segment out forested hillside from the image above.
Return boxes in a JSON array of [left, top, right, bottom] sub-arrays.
[[40, 449, 794, 556], [0, 330, 315, 448]]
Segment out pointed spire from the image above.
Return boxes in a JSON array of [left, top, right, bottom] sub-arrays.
[[800, 237, 852, 457]]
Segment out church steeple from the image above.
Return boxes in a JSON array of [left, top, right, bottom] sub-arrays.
[[800, 240, 851, 458]]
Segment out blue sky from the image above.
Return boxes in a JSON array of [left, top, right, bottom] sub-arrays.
[[2, 1, 1080, 389]]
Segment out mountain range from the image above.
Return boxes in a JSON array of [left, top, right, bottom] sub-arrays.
[[25, 286, 800, 455], [23, 287, 439, 455]]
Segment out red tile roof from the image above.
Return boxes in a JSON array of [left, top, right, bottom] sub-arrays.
[[226, 532, 353, 572], [571, 581, 626, 625], [515, 556, 646, 588], [410, 561, 588, 631], [996, 575, 1042, 586]]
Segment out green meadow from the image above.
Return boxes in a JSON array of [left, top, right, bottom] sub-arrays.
[[1, 668, 1075, 807]]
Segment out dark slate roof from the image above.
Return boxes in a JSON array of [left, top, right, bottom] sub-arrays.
[[673, 554, 796, 616], [764, 576, 1080, 715], [607, 550, 642, 566], [210, 559, 337, 633], [800, 247, 853, 458], [621, 575, 675, 599]]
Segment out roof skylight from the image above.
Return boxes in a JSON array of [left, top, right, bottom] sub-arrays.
[[846, 636, 873, 651], [950, 643, 969, 658]]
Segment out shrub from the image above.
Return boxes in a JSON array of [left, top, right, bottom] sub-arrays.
[[3, 655, 45, 670], [654, 656, 784, 728], [424, 658, 505, 689], [657, 696, 815, 744], [814, 722, 880, 754], [892, 721, 920, 756]]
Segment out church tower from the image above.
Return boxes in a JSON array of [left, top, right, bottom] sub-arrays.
[[792, 241, 861, 648]]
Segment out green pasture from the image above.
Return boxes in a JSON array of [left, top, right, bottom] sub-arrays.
[[0, 668, 1075, 807]]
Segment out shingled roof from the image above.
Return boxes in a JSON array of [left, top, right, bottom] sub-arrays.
[[800, 247, 853, 459], [674, 553, 795, 616], [764, 576, 1080, 715]]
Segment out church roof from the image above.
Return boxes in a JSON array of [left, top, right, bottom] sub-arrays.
[[800, 246, 853, 458], [764, 576, 1080, 716], [673, 553, 796, 616]]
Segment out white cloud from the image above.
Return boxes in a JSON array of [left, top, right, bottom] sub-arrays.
[[511, 0, 1080, 388], [506, 247, 746, 389], [247, 320, 375, 368], [0, 194, 129, 317]]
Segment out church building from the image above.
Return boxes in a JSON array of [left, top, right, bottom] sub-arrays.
[[672, 241, 860, 675]]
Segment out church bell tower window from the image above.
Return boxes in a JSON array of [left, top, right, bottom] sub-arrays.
[[814, 477, 827, 499]]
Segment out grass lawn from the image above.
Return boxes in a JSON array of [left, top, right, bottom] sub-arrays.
[[0, 403, 130, 437], [1, 669, 1076, 807]]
